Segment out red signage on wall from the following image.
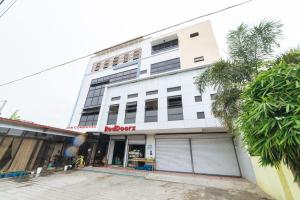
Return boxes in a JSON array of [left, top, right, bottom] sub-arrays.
[[104, 125, 136, 132]]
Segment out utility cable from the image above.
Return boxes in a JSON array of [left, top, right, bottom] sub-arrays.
[[0, 0, 254, 88], [0, 0, 17, 18]]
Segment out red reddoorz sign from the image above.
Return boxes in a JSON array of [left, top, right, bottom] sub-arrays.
[[104, 125, 136, 132]]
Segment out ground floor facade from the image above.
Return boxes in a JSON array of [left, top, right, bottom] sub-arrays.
[[81, 132, 242, 177]]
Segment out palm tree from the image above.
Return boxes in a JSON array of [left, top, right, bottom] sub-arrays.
[[195, 20, 283, 133]]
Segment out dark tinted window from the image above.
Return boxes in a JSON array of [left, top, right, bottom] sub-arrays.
[[145, 99, 158, 122], [79, 108, 99, 126], [195, 95, 202, 102], [197, 112, 205, 119], [84, 68, 137, 109], [84, 85, 105, 107], [190, 32, 199, 38], [167, 96, 183, 121], [194, 56, 204, 62], [124, 102, 137, 124], [167, 86, 181, 92], [150, 58, 180, 75], [152, 39, 178, 54], [146, 90, 158, 96], [107, 104, 119, 125], [128, 93, 138, 98], [111, 96, 121, 101]]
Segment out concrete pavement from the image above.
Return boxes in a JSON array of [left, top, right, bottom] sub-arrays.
[[0, 168, 272, 200]]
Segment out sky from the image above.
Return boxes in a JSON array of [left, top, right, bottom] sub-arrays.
[[0, 0, 299, 128]]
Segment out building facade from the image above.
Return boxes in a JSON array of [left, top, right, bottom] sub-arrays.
[[68, 20, 246, 177], [0, 117, 84, 173]]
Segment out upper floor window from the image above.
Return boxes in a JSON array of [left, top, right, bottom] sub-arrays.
[[107, 104, 119, 125], [79, 107, 100, 126], [167, 86, 181, 92], [128, 93, 138, 98], [210, 93, 217, 100], [84, 85, 105, 107], [103, 60, 110, 69], [132, 50, 141, 60], [152, 39, 178, 54], [190, 32, 199, 38], [124, 102, 137, 124], [123, 53, 129, 63], [150, 57, 180, 75], [195, 95, 202, 102], [145, 99, 158, 122], [112, 57, 119, 66], [146, 90, 158, 96], [167, 95, 183, 121]]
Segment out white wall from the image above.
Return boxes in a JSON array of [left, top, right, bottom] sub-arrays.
[[234, 137, 257, 183], [99, 68, 221, 133]]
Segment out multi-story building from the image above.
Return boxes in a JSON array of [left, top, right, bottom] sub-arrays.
[[68, 20, 252, 177]]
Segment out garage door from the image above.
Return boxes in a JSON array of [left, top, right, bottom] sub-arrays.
[[156, 139, 193, 172], [191, 138, 240, 176]]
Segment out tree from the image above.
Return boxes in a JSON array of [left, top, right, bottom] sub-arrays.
[[195, 20, 283, 133], [238, 61, 300, 181], [9, 110, 20, 120]]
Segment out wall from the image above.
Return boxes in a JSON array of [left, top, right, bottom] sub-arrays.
[[145, 135, 155, 159], [234, 137, 256, 183], [177, 20, 221, 69], [99, 68, 222, 133], [251, 157, 300, 200]]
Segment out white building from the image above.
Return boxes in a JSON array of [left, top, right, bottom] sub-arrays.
[[68, 20, 255, 179]]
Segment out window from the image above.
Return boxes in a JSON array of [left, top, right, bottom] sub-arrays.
[[167, 86, 181, 92], [195, 95, 202, 102], [123, 53, 129, 63], [146, 90, 158, 96], [111, 96, 121, 101], [112, 57, 119, 66], [128, 93, 138, 98], [197, 112, 205, 119], [152, 39, 178, 54], [103, 60, 110, 69], [79, 108, 99, 126], [132, 50, 141, 60], [210, 93, 217, 100], [167, 96, 183, 121], [92, 62, 102, 72], [194, 56, 204, 63], [124, 102, 137, 124], [84, 85, 105, 107], [145, 99, 158, 122], [140, 69, 147, 74], [150, 57, 180, 75], [107, 104, 119, 125], [190, 32, 199, 38]]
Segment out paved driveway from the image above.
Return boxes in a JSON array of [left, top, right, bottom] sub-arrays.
[[0, 169, 271, 200]]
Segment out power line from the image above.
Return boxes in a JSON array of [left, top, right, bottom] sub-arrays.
[[0, 0, 17, 18], [0, 0, 254, 88]]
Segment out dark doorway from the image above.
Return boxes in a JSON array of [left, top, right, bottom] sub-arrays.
[[112, 141, 125, 165]]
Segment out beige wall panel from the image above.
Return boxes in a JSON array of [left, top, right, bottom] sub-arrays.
[[177, 20, 221, 69], [1, 137, 22, 171], [0, 137, 13, 160], [28, 140, 44, 171], [9, 139, 37, 171]]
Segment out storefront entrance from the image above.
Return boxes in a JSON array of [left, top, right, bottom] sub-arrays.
[[112, 141, 125, 165]]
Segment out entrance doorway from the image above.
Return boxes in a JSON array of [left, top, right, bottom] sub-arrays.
[[112, 141, 125, 165]]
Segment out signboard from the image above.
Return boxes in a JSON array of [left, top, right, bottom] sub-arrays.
[[67, 125, 96, 129], [104, 125, 136, 132]]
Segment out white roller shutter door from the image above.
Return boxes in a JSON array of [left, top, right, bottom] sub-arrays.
[[156, 139, 193, 173], [191, 137, 240, 176]]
